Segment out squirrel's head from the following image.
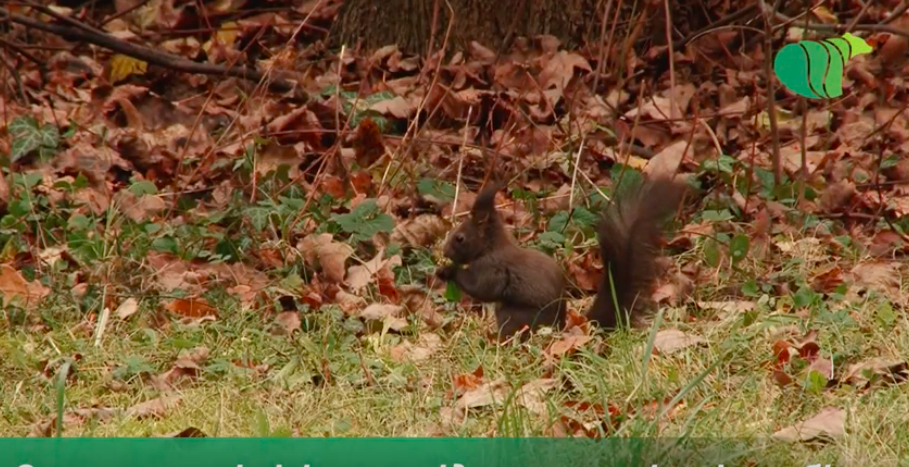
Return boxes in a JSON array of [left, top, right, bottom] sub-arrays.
[[442, 182, 505, 264]]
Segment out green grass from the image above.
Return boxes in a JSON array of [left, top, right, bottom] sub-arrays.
[[1, 232, 908, 466], [1, 157, 907, 464]]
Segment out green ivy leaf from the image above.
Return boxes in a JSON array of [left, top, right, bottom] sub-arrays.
[[792, 286, 817, 308], [741, 279, 760, 297], [332, 199, 395, 243], [8, 116, 59, 161], [68, 214, 91, 231], [703, 238, 720, 267], [417, 179, 455, 202], [729, 234, 750, 265], [803, 370, 827, 394], [548, 211, 569, 233], [702, 209, 734, 222], [364, 90, 395, 105], [571, 206, 599, 230], [129, 180, 159, 196], [609, 165, 643, 199], [537, 231, 565, 249], [245, 206, 271, 231], [699, 154, 736, 174], [151, 236, 178, 254], [876, 302, 896, 328]]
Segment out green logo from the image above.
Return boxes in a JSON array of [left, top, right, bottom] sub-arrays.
[[773, 32, 872, 99]]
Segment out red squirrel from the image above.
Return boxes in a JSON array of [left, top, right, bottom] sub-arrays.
[[587, 176, 688, 331], [436, 176, 686, 338], [435, 182, 566, 338]]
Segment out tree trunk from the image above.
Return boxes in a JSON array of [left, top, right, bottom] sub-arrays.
[[332, 0, 607, 55]]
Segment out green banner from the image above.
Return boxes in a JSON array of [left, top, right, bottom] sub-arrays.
[[0, 438, 834, 467]]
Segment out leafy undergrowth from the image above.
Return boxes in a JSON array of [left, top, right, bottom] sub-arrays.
[[2, 0, 909, 464]]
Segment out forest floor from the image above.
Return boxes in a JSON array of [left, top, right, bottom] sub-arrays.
[[2, 1, 909, 465]]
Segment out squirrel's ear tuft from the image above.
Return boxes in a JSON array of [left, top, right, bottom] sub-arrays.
[[471, 182, 501, 216]]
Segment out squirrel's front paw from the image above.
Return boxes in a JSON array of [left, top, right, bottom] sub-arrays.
[[435, 264, 458, 281], [436, 263, 467, 282]]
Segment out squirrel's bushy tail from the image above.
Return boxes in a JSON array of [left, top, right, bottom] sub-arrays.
[[587, 176, 687, 330]]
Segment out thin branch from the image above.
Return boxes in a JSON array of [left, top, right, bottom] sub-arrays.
[[0, 8, 301, 95], [0, 48, 28, 104], [882, 0, 909, 25], [14, 0, 109, 36], [98, 0, 154, 27], [764, 0, 783, 186], [0, 36, 50, 87], [762, 1, 909, 37]]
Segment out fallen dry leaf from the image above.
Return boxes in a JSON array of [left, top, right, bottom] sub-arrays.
[[399, 284, 445, 328], [644, 140, 689, 178], [115, 190, 166, 222], [390, 214, 450, 248], [652, 328, 707, 355], [848, 261, 904, 305], [452, 366, 484, 394], [299, 233, 354, 283], [115, 297, 139, 319], [38, 246, 66, 268], [817, 179, 856, 213], [346, 250, 403, 292], [356, 303, 408, 331], [772, 406, 845, 443], [128, 395, 181, 419], [543, 326, 592, 364], [369, 95, 413, 118], [155, 346, 210, 387], [550, 400, 623, 438], [0, 264, 50, 309], [772, 369, 794, 387], [514, 378, 558, 415], [389, 332, 442, 362], [438, 406, 464, 430], [272, 311, 301, 335], [334, 289, 367, 313], [162, 297, 217, 319], [696, 300, 755, 315], [28, 407, 118, 437], [839, 358, 908, 389], [454, 379, 510, 412], [810, 266, 845, 293]]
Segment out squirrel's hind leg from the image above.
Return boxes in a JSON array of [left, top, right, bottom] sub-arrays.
[[494, 302, 564, 341]]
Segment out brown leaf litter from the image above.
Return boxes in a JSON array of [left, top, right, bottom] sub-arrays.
[[389, 332, 443, 363], [0, 264, 51, 310], [149, 346, 210, 389], [128, 395, 182, 420], [298, 233, 355, 284], [772, 406, 845, 443], [651, 328, 708, 355]]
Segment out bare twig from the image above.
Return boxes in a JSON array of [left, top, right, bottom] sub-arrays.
[[0, 47, 28, 104], [98, 0, 154, 27], [663, 0, 677, 119], [591, 0, 615, 95], [0, 8, 300, 94], [763, 0, 783, 185], [762, 1, 909, 37], [883, 0, 909, 24]]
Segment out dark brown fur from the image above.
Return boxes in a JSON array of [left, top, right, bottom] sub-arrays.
[[437, 177, 686, 339], [436, 183, 566, 338], [587, 176, 687, 330]]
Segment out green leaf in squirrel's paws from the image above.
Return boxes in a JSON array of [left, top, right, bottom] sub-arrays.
[[444, 281, 462, 302], [729, 234, 750, 265]]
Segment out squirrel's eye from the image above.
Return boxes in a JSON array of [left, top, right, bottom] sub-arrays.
[[455, 233, 465, 243]]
